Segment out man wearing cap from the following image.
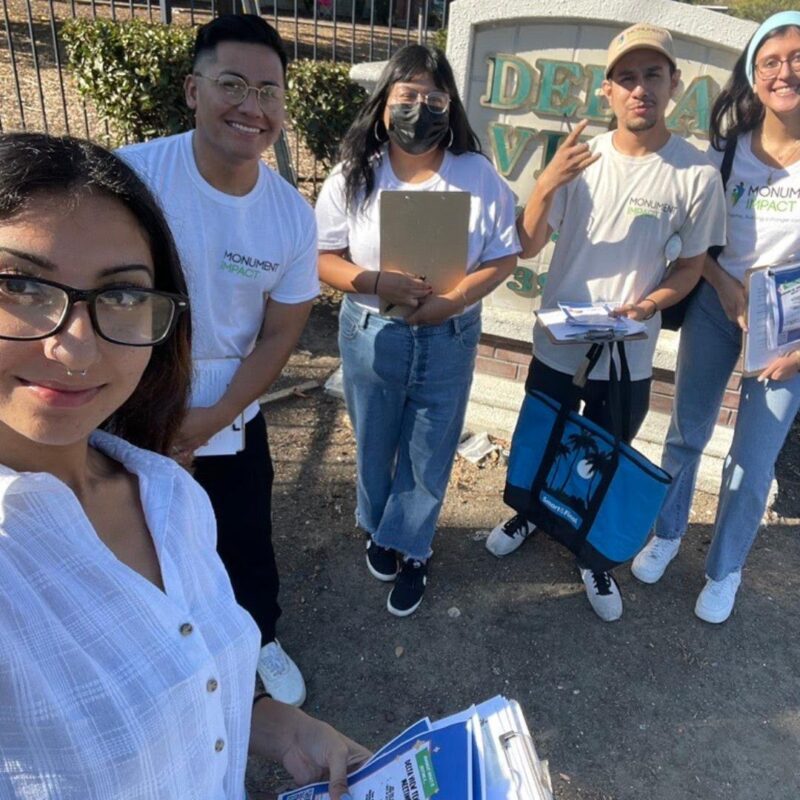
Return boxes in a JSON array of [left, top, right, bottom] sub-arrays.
[[485, 23, 727, 622]]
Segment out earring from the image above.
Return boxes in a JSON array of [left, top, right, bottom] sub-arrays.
[[374, 120, 388, 143], [446, 127, 454, 149]]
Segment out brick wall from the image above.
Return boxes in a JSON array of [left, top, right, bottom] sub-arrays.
[[475, 334, 743, 428]]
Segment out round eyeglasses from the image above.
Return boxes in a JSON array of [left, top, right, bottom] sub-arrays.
[[194, 72, 286, 114], [755, 52, 800, 80], [389, 86, 451, 114], [0, 274, 189, 346]]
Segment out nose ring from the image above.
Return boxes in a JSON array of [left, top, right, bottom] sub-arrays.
[[65, 368, 88, 377]]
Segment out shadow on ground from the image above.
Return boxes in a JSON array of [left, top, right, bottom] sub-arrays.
[[248, 299, 800, 800]]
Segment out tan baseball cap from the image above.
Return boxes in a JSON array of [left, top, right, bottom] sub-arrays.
[[606, 23, 677, 77]]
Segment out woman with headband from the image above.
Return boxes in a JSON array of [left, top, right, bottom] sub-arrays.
[[632, 12, 800, 623]]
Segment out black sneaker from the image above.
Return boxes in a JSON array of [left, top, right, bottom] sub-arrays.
[[366, 538, 399, 581], [387, 558, 428, 617]]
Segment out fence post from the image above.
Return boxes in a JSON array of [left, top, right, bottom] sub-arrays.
[[159, 0, 171, 24]]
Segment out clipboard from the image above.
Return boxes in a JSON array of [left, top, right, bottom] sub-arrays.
[[379, 190, 470, 318], [535, 307, 648, 345], [743, 257, 800, 376]]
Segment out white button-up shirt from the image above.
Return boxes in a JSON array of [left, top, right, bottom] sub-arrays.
[[0, 432, 261, 799]]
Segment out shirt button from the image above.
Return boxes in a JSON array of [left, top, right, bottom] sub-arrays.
[[214, 738, 225, 752], [207, 678, 219, 693], [179, 622, 194, 636]]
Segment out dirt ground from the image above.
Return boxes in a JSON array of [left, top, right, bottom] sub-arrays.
[[243, 296, 800, 800]]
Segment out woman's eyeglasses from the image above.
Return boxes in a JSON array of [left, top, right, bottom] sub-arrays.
[[194, 72, 285, 114], [389, 87, 451, 114], [755, 52, 800, 80], [0, 274, 189, 346]]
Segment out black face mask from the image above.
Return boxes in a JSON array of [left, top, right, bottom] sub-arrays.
[[387, 103, 450, 155]]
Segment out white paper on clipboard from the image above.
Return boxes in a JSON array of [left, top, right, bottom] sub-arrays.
[[190, 358, 245, 456], [744, 258, 800, 375]]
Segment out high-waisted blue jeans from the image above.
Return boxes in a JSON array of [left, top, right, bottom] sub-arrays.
[[338, 296, 481, 560], [655, 280, 800, 580]]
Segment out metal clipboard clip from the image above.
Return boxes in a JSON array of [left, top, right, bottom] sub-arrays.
[[500, 730, 554, 800]]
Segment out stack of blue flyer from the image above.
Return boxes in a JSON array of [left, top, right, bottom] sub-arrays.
[[278, 695, 553, 800]]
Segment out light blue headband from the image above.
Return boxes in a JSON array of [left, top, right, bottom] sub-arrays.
[[745, 10, 800, 84]]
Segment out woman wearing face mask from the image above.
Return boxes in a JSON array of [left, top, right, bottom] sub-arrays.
[[632, 12, 800, 623], [316, 45, 520, 617], [0, 132, 369, 798]]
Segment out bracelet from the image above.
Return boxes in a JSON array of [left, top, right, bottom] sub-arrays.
[[640, 297, 658, 320], [373, 271, 380, 295], [455, 287, 469, 307], [252, 691, 270, 708]]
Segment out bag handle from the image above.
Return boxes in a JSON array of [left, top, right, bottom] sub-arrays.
[[606, 340, 632, 443]]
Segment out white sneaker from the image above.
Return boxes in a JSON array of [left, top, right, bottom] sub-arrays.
[[631, 536, 681, 584], [580, 568, 623, 622], [257, 640, 306, 707], [485, 513, 536, 557], [694, 571, 742, 624]]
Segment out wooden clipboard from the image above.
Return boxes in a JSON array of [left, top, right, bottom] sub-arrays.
[[379, 190, 470, 318], [743, 258, 800, 376]]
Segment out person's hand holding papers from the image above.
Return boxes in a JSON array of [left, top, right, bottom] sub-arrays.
[[251, 698, 371, 800]]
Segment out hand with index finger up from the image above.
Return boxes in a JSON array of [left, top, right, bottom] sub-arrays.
[[537, 119, 601, 195]]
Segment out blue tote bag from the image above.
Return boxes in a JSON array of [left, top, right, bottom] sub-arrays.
[[503, 342, 672, 571]]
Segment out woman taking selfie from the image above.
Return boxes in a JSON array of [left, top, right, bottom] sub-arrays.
[[0, 132, 367, 798], [316, 45, 520, 617], [633, 13, 800, 623]]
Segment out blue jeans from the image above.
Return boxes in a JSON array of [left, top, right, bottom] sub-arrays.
[[655, 280, 800, 580], [339, 296, 481, 560]]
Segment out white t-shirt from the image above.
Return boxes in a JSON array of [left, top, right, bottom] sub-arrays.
[[119, 132, 319, 421], [315, 149, 520, 312], [0, 432, 260, 799], [710, 131, 800, 283], [534, 131, 726, 380]]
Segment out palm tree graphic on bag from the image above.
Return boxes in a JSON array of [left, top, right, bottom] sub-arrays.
[[544, 427, 614, 518]]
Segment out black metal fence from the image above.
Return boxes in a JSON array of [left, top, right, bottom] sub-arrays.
[[0, 0, 446, 190]]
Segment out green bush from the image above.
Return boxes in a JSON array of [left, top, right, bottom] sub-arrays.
[[430, 27, 447, 52], [62, 18, 195, 143], [64, 19, 367, 167], [728, 0, 798, 21], [286, 59, 367, 168]]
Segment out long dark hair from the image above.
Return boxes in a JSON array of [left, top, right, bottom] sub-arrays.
[[710, 24, 800, 150], [0, 132, 192, 455], [339, 44, 482, 211]]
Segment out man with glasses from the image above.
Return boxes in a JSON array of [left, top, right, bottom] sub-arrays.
[[119, 14, 315, 706]]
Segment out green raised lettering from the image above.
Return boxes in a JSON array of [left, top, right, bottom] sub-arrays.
[[580, 64, 611, 122], [488, 122, 537, 178], [480, 54, 534, 110], [666, 76, 716, 138], [534, 130, 567, 178], [533, 59, 583, 117]]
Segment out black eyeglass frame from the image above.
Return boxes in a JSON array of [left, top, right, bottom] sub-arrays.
[[0, 273, 189, 346]]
